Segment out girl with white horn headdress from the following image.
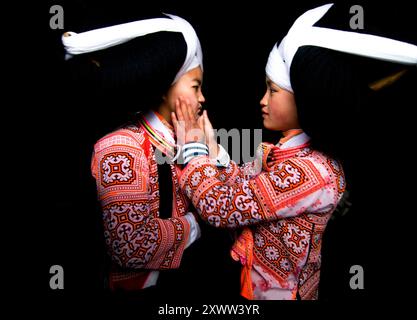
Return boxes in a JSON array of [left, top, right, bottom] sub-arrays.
[[63, 10, 231, 299], [173, 3, 417, 300]]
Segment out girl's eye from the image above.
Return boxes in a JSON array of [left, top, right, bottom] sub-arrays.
[[193, 85, 200, 91], [269, 87, 277, 93]]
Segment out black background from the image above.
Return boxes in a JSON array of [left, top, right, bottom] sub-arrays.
[[13, 0, 416, 316]]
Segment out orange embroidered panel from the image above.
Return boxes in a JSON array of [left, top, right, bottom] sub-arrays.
[[255, 159, 325, 215]]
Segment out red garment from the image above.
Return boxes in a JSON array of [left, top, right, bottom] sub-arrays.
[[91, 123, 192, 290], [179, 135, 345, 299]]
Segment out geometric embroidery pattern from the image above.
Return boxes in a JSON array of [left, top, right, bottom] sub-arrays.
[[327, 158, 346, 195], [179, 142, 345, 300], [253, 218, 312, 287], [92, 124, 191, 288], [261, 159, 324, 211], [100, 152, 136, 187], [269, 160, 306, 191]]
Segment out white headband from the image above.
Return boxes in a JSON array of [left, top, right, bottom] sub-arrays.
[[266, 3, 417, 92], [61, 14, 203, 83]]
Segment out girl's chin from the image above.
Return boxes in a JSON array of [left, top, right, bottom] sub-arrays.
[[263, 119, 272, 130], [263, 120, 281, 131]]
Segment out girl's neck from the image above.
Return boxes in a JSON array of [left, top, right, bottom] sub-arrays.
[[280, 128, 304, 144], [155, 104, 172, 125]]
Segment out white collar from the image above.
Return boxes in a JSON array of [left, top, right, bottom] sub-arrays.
[[143, 111, 175, 145], [278, 132, 310, 149]]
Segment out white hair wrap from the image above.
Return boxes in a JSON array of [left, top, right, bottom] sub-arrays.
[[61, 14, 203, 83], [266, 3, 417, 92]]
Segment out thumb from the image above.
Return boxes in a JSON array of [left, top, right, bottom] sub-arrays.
[[204, 111, 214, 137], [197, 113, 205, 131], [171, 112, 178, 131]]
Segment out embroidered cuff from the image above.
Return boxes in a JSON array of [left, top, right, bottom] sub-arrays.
[[182, 142, 209, 165], [215, 144, 230, 167], [184, 212, 201, 248]]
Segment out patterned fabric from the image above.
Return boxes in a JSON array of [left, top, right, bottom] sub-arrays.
[[230, 228, 254, 299], [179, 138, 345, 300], [91, 122, 192, 290]]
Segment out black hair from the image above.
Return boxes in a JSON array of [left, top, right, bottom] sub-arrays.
[[60, 9, 189, 142], [290, 45, 368, 161], [288, 1, 416, 162], [65, 30, 187, 114]]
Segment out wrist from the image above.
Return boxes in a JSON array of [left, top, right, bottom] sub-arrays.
[[215, 144, 230, 167], [185, 127, 205, 144], [209, 143, 219, 158], [182, 142, 209, 165], [185, 138, 205, 144]]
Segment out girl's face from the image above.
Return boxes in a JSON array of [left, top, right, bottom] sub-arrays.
[[260, 77, 300, 131], [164, 66, 205, 121]]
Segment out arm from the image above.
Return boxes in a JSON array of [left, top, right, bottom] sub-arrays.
[[179, 155, 334, 228], [217, 159, 261, 186], [173, 106, 260, 185], [217, 141, 278, 185], [91, 131, 193, 270], [173, 99, 335, 228]]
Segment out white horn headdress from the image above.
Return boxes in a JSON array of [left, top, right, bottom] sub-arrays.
[[62, 14, 203, 83], [266, 3, 417, 92]]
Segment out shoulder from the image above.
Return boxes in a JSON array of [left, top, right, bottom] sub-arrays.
[[267, 148, 344, 188], [263, 150, 345, 208], [267, 156, 327, 191], [302, 150, 346, 194], [91, 125, 151, 186], [94, 124, 148, 154]]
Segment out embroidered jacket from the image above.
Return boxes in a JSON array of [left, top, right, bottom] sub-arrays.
[[91, 120, 194, 290], [179, 134, 345, 299]]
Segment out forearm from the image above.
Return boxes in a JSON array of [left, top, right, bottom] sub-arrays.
[[180, 154, 329, 228], [103, 204, 193, 270], [180, 156, 264, 228]]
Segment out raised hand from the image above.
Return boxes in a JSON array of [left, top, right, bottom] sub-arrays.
[[201, 110, 219, 159], [172, 97, 205, 144]]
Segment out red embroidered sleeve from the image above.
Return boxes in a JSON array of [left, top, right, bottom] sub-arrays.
[[217, 160, 261, 186], [179, 156, 331, 228], [91, 131, 190, 270]]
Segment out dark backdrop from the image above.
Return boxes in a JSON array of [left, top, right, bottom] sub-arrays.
[[18, 0, 416, 315]]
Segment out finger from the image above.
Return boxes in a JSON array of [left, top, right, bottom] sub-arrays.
[[186, 99, 195, 121], [197, 113, 204, 130], [204, 111, 212, 130], [202, 111, 209, 136], [204, 111, 215, 137], [179, 97, 189, 122], [171, 112, 178, 129], [175, 98, 184, 121]]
